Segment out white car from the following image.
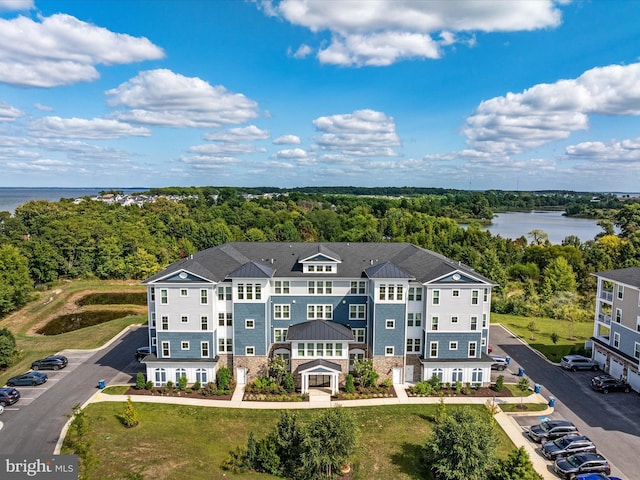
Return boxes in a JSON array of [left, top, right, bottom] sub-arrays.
[[490, 355, 508, 371]]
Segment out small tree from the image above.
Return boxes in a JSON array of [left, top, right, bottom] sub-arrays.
[[135, 372, 146, 390], [488, 447, 543, 480], [344, 374, 355, 393], [517, 376, 530, 408], [122, 396, 139, 428], [268, 356, 288, 386], [177, 375, 188, 391], [352, 359, 379, 388], [216, 366, 232, 391], [493, 374, 504, 393], [550, 332, 559, 344]]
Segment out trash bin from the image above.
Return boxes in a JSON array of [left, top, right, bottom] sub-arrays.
[[548, 397, 555, 408], [505, 356, 511, 365], [98, 379, 105, 389], [518, 367, 525, 377], [534, 384, 541, 394]]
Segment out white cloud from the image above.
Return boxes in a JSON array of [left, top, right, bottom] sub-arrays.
[[312, 109, 401, 157], [464, 62, 640, 156], [0, 101, 24, 121], [106, 69, 260, 128], [266, 0, 563, 66], [188, 143, 266, 155], [0, 13, 164, 87], [565, 137, 640, 162], [203, 125, 270, 142], [33, 103, 54, 112], [292, 44, 312, 58], [0, 0, 33, 12], [275, 148, 308, 159], [273, 134, 301, 145], [28, 117, 152, 139]]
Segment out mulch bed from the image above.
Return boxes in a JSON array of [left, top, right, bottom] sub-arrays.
[[407, 386, 513, 397], [124, 387, 233, 401]]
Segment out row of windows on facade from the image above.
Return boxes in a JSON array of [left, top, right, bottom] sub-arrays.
[[155, 337, 481, 358], [151, 284, 489, 304], [610, 332, 640, 360], [152, 311, 487, 331]]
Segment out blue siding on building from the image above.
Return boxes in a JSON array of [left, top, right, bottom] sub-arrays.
[[425, 332, 484, 359], [156, 332, 214, 358], [373, 303, 406, 355], [610, 322, 640, 356], [235, 303, 267, 355]]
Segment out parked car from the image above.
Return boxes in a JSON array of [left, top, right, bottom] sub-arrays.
[[542, 435, 596, 460], [575, 474, 622, 480], [135, 346, 151, 361], [554, 453, 611, 479], [528, 420, 578, 443], [0, 387, 21, 406], [490, 355, 508, 371], [561, 355, 600, 372], [7, 371, 48, 386], [31, 355, 68, 370], [590, 374, 631, 393]]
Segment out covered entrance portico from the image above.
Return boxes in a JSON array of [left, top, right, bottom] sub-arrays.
[[299, 359, 342, 395]]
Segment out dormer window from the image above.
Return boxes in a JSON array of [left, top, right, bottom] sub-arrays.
[[303, 263, 337, 274]]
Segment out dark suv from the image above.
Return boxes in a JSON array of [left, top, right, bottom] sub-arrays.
[[542, 435, 596, 460], [135, 346, 151, 361], [554, 453, 611, 479], [0, 387, 21, 406], [528, 420, 578, 443], [590, 374, 631, 393], [31, 355, 68, 370]]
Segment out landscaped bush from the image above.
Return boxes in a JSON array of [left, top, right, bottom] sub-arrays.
[[345, 374, 355, 393], [177, 375, 188, 391], [216, 366, 232, 390], [135, 372, 145, 390]]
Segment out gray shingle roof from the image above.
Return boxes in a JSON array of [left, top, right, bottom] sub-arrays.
[[297, 359, 342, 372], [593, 267, 640, 288], [286, 320, 354, 341], [144, 242, 495, 285], [365, 261, 413, 279], [227, 261, 274, 279]]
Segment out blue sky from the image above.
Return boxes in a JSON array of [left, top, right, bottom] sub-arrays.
[[1, 0, 640, 191]]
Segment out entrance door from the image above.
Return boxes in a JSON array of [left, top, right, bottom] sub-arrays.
[[405, 365, 414, 383], [309, 375, 330, 387], [236, 367, 247, 385], [392, 368, 403, 385]]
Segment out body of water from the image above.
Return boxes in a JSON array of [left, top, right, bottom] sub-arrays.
[[0, 187, 146, 214], [485, 210, 612, 244]]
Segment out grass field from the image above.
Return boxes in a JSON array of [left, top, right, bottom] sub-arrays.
[[492, 313, 594, 362], [63, 402, 515, 480]]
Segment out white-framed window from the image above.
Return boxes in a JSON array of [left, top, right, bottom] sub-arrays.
[[296, 342, 344, 358], [482, 314, 487, 328], [468, 341, 477, 357], [408, 287, 423, 301], [180, 315, 188, 323], [274, 281, 290, 294], [274, 304, 291, 319], [151, 313, 156, 328], [155, 368, 166, 387], [196, 368, 207, 383], [180, 288, 188, 297], [481, 338, 487, 346], [350, 281, 366, 295], [307, 304, 333, 320], [451, 316, 458, 324], [181, 341, 189, 350], [218, 313, 233, 326], [613, 332, 620, 348], [431, 368, 443, 381], [385, 346, 394, 356], [150, 287, 155, 301], [471, 368, 483, 384], [634, 342, 640, 360], [615, 308, 622, 323], [246, 346, 255, 356], [484, 288, 489, 302], [449, 341, 458, 350], [470, 316, 478, 331], [245, 319, 255, 329], [218, 286, 232, 301], [352, 328, 365, 343], [349, 304, 366, 320], [201, 341, 209, 358], [218, 338, 232, 353], [161, 341, 170, 358], [151, 337, 157, 346], [452, 368, 463, 383], [407, 338, 421, 353], [385, 319, 395, 329], [238, 283, 262, 300], [452, 289, 460, 297], [379, 283, 403, 301], [430, 341, 438, 358], [308, 281, 332, 295], [274, 328, 288, 342], [617, 285, 624, 299], [432, 290, 440, 305], [407, 312, 422, 327], [636, 316, 640, 332], [200, 289, 208, 304], [349, 349, 365, 371], [175, 368, 186, 383], [431, 316, 438, 331], [160, 289, 168, 304], [161, 316, 168, 330], [201, 316, 208, 330], [472, 290, 479, 305]]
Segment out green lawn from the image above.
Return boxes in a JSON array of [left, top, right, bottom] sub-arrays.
[[492, 313, 594, 362], [64, 402, 515, 480]]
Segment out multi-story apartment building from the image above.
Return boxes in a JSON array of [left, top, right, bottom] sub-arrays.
[[142, 242, 495, 393], [592, 267, 640, 392]]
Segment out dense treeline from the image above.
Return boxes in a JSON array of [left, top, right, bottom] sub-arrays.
[[0, 188, 639, 322]]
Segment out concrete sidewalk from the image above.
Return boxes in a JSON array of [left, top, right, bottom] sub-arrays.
[[76, 384, 556, 479]]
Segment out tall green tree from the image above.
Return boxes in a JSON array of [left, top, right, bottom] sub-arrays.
[[0, 327, 17, 368], [541, 256, 576, 294], [0, 244, 33, 314], [425, 407, 497, 480]]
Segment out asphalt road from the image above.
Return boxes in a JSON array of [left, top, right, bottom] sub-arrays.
[[0, 325, 147, 455], [491, 324, 640, 480]]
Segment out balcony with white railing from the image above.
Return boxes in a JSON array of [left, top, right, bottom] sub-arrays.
[[597, 313, 612, 325], [599, 289, 613, 302]]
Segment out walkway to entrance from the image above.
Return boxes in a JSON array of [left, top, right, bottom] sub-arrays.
[[307, 387, 332, 405]]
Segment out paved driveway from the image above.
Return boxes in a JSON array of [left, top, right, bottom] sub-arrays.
[[491, 324, 640, 480], [0, 325, 147, 455]]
